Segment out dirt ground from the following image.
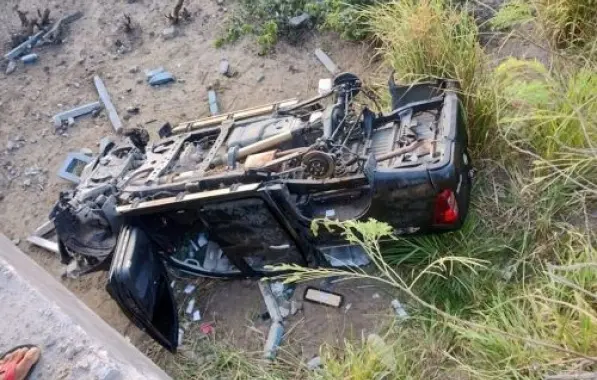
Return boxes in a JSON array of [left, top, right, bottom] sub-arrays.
[[0, 0, 395, 371]]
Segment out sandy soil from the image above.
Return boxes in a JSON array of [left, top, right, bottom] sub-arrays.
[[0, 0, 393, 371]]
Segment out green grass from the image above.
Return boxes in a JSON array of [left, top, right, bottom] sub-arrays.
[[214, 0, 376, 53]]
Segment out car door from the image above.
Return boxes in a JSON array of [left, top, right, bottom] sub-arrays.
[[107, 224, 179, 352]]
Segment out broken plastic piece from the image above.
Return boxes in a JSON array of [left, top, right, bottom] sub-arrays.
[[314, 48, 339, 74], [263, 321, 284, 360], [57, 152, 94, 184], [145, 67, 165, 80], [21, 53, 38, 64], [185, 298, 195, 314], [391, 299, 408, 319], [208, 89, 219, 115], [192, 310, 201, 321], [94, 76, 123, 133], [149, 71, 175, 86], [52, 102, 103, 128], [183, 284, 196, 294]]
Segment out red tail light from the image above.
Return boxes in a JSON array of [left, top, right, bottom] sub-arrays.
[[434, 189, 459, 224]]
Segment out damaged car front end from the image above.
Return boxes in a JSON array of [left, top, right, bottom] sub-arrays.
[[50, 73, 473, 351]]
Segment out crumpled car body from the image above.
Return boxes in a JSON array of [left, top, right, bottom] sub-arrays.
[[51, 74, 473, 351]]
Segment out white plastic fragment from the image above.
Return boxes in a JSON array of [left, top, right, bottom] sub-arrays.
[[344, 303, 352, 312], [318, 78, 332, 95], [186, 298, 195, 314], [170, 280, 176, 288], [307, 356, 322, 370], [391, 299, 408, 319], [197, 233, 208, 247], [178, 328, 184, 345], [372, 293, 380, 299], [192, 310, 201, 322], [184, 284, 196, 294]]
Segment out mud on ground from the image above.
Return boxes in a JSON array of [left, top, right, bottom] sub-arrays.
[[0, 0, 395, 372]]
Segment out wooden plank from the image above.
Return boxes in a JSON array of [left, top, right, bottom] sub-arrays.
[[94, 75, 123, 133], [26, 235, 59, 254]]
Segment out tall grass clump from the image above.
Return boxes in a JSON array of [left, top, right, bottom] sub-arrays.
[[366, 0, 501, 157], [492, 0, 597, 58], [495, 58, 597, 200]]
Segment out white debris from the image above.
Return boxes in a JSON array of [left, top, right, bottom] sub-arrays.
[[178, 328, 184, 345], [372, 293, 380, 299], [184, 284, 196, 294], [186, 298, 195, 314], [170, 280, 176, 288], [192, 310, 201, 322], [270, 281, 286, 298], [307, 356, 322, 370], [344, 303, 352, 312], [391, 299, 408, 319], [197, 233, 208, 247]]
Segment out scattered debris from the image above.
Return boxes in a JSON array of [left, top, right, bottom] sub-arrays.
[[161, 26, 177, 40], [192, 310, 201, 321], [12, 238, 21, 245], [126, 106, 140, 115], [199, 322, 214, 335], [129, 65, 139, 74], [52, 102, 102, 128], [183, 284, 196, 294], [207, 88, 219, 115], [314, 48, 339, 74], [321, 245, 371, 267], [219, 59, 231, 77], [391, 299, 408, 319], [256, 73, 265, 83], [289, 13, 310, 28], [27, 219, 58, 254], [304, 287, 344, 308], [185, 298, 195, 314], [259, 281, 283, 322], [344, 303, 352, 312], [178, 328, 184, 345], [21, 53, 38, 64], [148, 71, 175, 86], [307, 356, 322, 370], [279, 304, 290, 318], [4, 30, 44, 60], [145, 67, 164, 80], [290, 300, 301, 315], [94, 76, 123, 133], [263, 321, 284, 360], [372, 293, 380, 299], [57, 152, 94, 184], [5, 60, 17, 75]]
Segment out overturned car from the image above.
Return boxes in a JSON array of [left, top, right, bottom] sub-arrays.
[[50, 73, 473, 351]]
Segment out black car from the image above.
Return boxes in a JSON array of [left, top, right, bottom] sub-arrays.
[[51, 74, 473, 351]]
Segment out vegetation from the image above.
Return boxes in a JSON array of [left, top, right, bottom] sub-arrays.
[[214, 0, 375, 53], [163, 0, 597, 378]]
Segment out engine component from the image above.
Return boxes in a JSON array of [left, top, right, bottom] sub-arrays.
[[302, 151, 335, 179]]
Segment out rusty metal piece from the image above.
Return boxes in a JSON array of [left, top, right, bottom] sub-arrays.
[[376, 140, 425, 162], [244, 150, 277, 170]]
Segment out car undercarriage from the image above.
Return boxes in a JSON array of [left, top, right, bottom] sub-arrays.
[[50, 73, 472, 278]]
